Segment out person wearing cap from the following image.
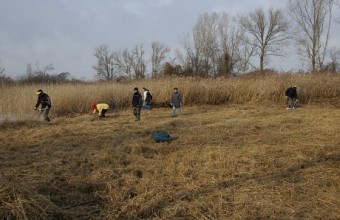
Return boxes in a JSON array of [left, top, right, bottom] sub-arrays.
[[92, 103, 109, 118], [34, 89, 52, 121], [171, 87, 182, 117], [285, 86, 298, 109], [132, 87, 142, 121], [142, 87, 153, 110]]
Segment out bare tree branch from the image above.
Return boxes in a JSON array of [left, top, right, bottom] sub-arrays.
[[151, 41, 170, 77], [239, 8, 290, 71], [288, 0, 335, 72], [93, 44, 115, 81]]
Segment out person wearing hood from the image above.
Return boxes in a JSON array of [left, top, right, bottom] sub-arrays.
[[34, 89, 52, 121]]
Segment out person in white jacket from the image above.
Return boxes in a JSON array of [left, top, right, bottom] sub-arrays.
[[142, 87, 153, 110]]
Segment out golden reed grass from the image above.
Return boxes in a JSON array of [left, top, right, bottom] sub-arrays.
[[0, 72, 339, 120]]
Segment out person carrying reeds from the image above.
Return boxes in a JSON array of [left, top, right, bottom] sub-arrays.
[[132, 87, 142, 121], [92, 103, 109, 119], [171, 87, 182, 117], [285, 86, 298, 110], [34, 89, 52, 121]]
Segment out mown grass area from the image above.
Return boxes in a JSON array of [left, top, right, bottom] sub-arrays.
[[0, 104, 339, 219]]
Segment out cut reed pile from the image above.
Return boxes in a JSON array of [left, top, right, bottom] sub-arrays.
[[0, 73, 339, 120], [0, 104, 339, 219]]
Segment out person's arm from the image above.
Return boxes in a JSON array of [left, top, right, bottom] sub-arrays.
[[285, 88, 290, 97], [34, 97, 40, 109], [45, 95, 51, 108], [139, 93, 143, 107], [97, 104, 103, 115], [143, 91, 147, 102]]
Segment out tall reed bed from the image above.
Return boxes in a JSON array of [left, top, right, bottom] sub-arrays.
[[0, 73, 339, 120]]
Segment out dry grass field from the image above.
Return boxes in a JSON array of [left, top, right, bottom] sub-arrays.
[[0, 103, 339, 219]]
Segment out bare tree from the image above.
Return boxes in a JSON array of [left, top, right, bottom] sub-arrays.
[[336, 1, 340, 23], [288, 0, 335, 72], [322, 47, 340, 72], [235, 34, 257, 73], [151, 41, 170, 77], [217, 13, 256, 75], [195, 13, 220, 76], [131, 44, 146, 79], [106, 44, 147, 80], [112, 49, 134, 78], [177, 13, 222, 77], [41, 63, 54, 75], [239, 8, 289, 71], [19, 63, 73, 84], [178, 12, 250, 77], [0, 61, 13, 85], [93, 44, 115, 81], [176, 33, 198, 76], [216, 13, 237, 75], [0, 61, 4, 75]]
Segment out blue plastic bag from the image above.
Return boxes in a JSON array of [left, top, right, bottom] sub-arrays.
[[153, 132, 174, 142]]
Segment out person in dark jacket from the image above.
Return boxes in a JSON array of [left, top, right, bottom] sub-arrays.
[[285, 86, 297, 109], [34, 89, 52, 121], [132, 87, 142, 121], [171, 87, 182, 117]]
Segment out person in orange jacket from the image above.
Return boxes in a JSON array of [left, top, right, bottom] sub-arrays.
[[92, 103, 109, 118]]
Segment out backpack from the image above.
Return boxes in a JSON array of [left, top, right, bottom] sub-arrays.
[[153, 132, 174, 142], [145, 91, 153, 102]]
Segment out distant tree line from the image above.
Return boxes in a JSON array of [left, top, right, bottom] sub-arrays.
[[0, 63, 14, 85], [0, 62, 83, 86], [93, 0, 340, 80]]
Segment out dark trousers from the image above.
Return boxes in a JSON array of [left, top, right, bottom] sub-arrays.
[[133, 107, 141, 120], [43, 107, 51, 121], [100, 109, 108, 117], [287, 97, 297, 108]]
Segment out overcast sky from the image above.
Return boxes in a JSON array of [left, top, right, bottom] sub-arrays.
[[1, 0, 339, 80]]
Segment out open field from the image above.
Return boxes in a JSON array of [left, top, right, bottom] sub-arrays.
[[0, 103, 339, 219]]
